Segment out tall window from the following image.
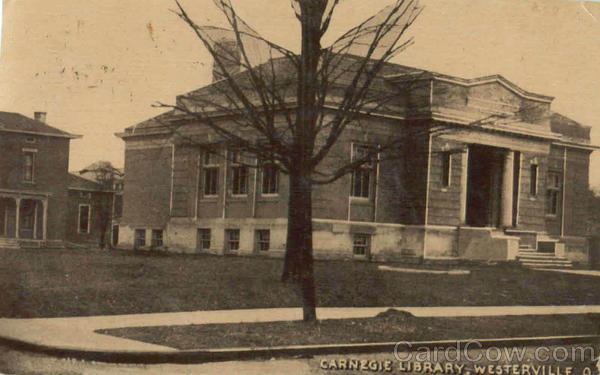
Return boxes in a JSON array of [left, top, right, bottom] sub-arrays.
[[202, 152, 219, 196], [231, 166, 248, 195], [350, 144, 374, 198], [441, 152, 451, 188], [546, 172, 561, 215], [151, 230, 163, 247], [255, 229, 270, 251], [530, 164, 538, 196], [352, 233, 371, 257], [78, 204, 90, 234], [135, 229, 146, 248], [197, 228, 211, 250], [225, 229, 240, 251], [261, 163, 279, 195], [23, 151, 35, 182]]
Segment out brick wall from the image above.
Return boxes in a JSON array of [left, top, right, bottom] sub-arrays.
[[0, 133, 70, 240], [563, 148, 591, 237], [121, 144, 172, 229], [66, 190, 113, 246], [426, 137, 464, 226]]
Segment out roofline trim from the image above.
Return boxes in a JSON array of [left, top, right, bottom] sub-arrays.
[[0, 128, 82, 139], [68, 187, 110, 192], [386, 72, 554, 103], [552, 141, 600, 151]]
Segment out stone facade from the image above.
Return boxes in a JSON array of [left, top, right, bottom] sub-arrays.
[[116, 63, 597, 264]]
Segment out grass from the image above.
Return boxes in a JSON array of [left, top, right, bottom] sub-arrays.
[[97, 312, 600, 350], [0, 247, 599, 318]]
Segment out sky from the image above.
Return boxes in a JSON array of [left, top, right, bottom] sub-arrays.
[[1, 0, 600, 187]]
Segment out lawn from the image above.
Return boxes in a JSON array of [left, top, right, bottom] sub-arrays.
[[0, 247, 599, 318], [97, 312, 600, 349]]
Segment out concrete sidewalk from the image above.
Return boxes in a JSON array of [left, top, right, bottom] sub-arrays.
[[1, 305, 600, 353]]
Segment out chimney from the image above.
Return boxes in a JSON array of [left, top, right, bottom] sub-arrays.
[[34, 111, 47, 123], [212, 39, 242, 82]]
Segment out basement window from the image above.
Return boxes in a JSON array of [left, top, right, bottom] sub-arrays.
[[255, 229, 270, 251], [225, 229, 240, 251], [197, 228, 211, 250], [151, 230, 163, 247], [135, 229, 146, 248], [352, 233, 371, 257]]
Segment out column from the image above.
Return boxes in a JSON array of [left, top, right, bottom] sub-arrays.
[[459, 147, 469, 224], [15, 198, 21, 239], [42, 199, 48, 240], [33, 201, 38, 239], [500, 150, 514, 227]]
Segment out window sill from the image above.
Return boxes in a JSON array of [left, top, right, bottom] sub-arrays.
[[201, 196, 218, 201], [350, 197, 372, 205]]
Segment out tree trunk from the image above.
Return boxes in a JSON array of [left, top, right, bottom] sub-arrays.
[[282, 168, 317, 322]]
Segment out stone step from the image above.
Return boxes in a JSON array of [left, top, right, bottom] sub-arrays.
[[517, 253, 568, 260], [19, 240, 43, 248], [518, 259, 572, 265], [521, 262, 573, 269], [0, 238, 20, 249]]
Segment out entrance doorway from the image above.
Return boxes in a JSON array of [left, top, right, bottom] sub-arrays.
[[466, 145, 504, 227]]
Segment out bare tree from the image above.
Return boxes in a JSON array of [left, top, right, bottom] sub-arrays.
[[155, 0, 546, 322], [152, 0, 424, 322], [154, 0, 534, 322]]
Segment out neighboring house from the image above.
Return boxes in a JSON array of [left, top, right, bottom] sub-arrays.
[[0, 111, 80, 248], [67, 166, 124, 248], [115, 52, 598, 264]]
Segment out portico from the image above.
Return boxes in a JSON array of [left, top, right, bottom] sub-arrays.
[[0, 190, 49, 241], [462, 144, 519, 229]]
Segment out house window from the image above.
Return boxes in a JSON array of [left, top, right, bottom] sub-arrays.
[[197, 228, 211, 250], [530, 164, 538, 196], [350, 144, 375, 198], [261, 163, 279, 195], [441, 152, 451, 188], [78, 204, 91, 234], [135, 229, 146, 247], [225, 229, 240, 251], [23, 151, 35, 182], [202, 152, 219, 196], [231, 166, 248, 195], [546, 172, 561, 215], [255, 229, 270, 251], [151, 230, 163, 247], [352, 233, 371, 257]]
